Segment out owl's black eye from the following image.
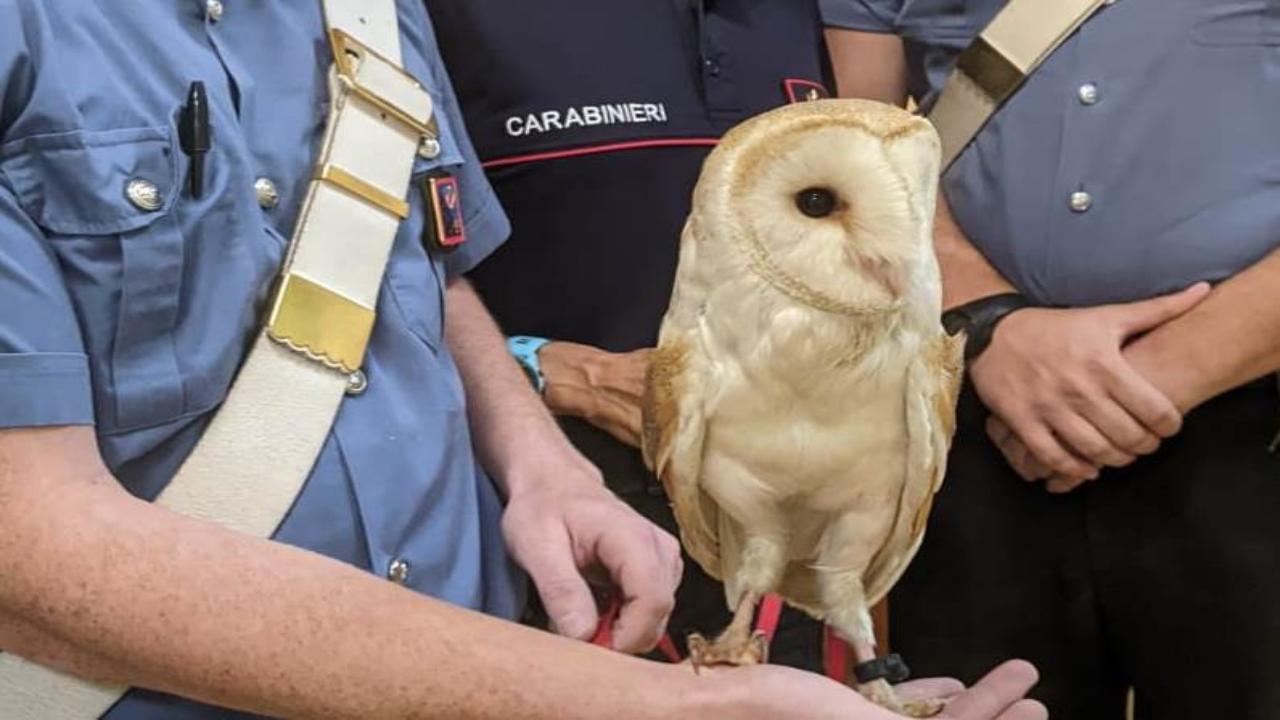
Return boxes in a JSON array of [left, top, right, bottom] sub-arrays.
[[795, 187, 837, 218]]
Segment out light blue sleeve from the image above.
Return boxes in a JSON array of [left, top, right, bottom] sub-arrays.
[[408, 1, 512, 279], [819, 0, 901, 32], [0, 175, 95, 428], [0, 5, 94, 428]]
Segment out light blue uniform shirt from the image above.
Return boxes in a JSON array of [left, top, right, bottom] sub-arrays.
[[822, 0, 1280, 306], [0, 2, 523, 716]]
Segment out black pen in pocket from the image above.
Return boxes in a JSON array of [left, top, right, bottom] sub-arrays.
[[179, 81, 211, 199]]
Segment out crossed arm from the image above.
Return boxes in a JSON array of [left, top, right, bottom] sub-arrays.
[[828, 27, 1280, 487]]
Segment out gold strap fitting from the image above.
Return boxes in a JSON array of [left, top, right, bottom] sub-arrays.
[[330, 29, 438, 138], [317, 164, 410, 218], [954, 37, 1026, 104], [267, 273, 376, 374]]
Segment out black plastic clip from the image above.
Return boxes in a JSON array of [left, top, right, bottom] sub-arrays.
[[854, 653, 911, 685]]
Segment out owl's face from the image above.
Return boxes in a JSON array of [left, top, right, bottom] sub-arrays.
[[697, 99, 941, 315]]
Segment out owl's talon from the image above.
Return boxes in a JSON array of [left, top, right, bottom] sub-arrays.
[[685, 628, 768, 669], [687, 633, 711, 673], [901, 698, 946, 718], [858, 679, 943, 717]]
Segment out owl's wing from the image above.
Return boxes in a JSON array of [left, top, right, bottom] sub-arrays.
[[864, 331, 965, 605], [641, 222, 723, 577]]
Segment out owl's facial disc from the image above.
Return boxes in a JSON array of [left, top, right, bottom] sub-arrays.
[[727, 121, 933, 311]]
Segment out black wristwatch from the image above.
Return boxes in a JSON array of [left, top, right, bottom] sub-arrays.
[[942, 293, 1032, 362]]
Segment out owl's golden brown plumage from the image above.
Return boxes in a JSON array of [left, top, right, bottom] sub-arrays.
[[642, 99, 963, 716]]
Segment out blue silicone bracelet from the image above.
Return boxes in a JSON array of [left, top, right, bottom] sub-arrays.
[[507, 335, 551, 393]]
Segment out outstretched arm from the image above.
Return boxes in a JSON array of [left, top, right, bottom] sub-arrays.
[[0, 427, 682, 719], [443, 278, 682, 653]]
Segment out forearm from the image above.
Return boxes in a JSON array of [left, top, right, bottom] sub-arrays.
[[933, 194, 1017, 309], [825, 28, 909, 105], [0, 608, 137, 686], [443, 278, 596, 495], [0, 428, 684, 719], [1126, 248, 1280, 413]]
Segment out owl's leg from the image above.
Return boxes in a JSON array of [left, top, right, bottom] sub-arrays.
[[687, 485, 788, 671], [817, 514, 943, 718], [686, 589, 767, 669]]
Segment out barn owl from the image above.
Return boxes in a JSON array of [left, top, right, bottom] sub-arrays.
[[642, 99, 963, 717]]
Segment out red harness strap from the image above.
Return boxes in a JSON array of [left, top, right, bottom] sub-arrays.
[[823, 625, 852, 683], [753, 594, 785, 646], [590, 594, 851, 681]]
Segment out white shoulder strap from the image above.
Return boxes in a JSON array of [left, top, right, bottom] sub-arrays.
[[0, 2, 435, 717], [928, 0, 1111, 170]]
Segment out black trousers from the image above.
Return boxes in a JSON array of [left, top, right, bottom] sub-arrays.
[[560, 418, 825, 672], [890, 382, 1280, 720]]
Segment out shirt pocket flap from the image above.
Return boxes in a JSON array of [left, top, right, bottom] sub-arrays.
[[1192, 3, 1280, 45], [0, 126, 179, 236]]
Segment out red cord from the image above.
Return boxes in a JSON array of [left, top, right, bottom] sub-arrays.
[[590, 593, 845, 679], [823, 625, 851, 682]]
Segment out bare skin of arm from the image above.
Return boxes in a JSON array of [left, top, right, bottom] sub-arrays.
[[539, 342, 651, 448], [1124, 246, 1280, 415], [1008, 246, 1280, 492], [443, 279, 680, 651], [0, 426, 690, 719], [0, 425, 1046, 718], [825, 28, 909, 106]]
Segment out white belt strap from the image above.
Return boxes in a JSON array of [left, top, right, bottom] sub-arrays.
[[928, 0, 1111, 170], [0, 2, 435, 717]]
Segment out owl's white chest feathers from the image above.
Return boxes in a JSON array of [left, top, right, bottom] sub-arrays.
[[696, 278, 931, 521]]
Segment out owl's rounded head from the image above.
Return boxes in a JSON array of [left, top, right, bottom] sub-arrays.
[[694, 99, 941, 316]]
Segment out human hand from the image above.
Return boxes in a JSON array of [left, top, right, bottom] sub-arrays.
[[902, 661, 1047, 720], [541, 341, 652, 447], [698, 659, 1044, 719], [970, 284, 1209, 480], [985, 415, 1078, 491], [500, 463, 681, 654]]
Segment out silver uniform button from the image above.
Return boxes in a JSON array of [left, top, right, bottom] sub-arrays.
[[206, 0, 224, 22], [1069, 191, 1093, 213], [418, 137, 441, 160], [125, 179, 163, 212], [1077, 83, 1099, 106], [387, 558, 410, 585], [345, 369, 368, 396], [254, 177, 280, 210]]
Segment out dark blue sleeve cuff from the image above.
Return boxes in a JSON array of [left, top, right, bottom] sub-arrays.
[[0, 353, 95, 428]]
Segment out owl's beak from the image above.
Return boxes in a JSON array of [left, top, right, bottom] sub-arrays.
[[853, 253, 906, 300]]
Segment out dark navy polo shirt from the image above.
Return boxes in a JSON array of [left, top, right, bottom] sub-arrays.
[[429, 0, 832, 492]]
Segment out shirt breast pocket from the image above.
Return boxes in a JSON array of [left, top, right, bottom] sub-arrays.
[[1192, 1, 1280, 45], [1, 126, 191, 433]]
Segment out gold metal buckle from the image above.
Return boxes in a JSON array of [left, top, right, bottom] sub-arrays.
[[267, 273, 376, 374], [329, 28, 438, 138], [317, 164, 410, 219], [955, 37, 1025, 104]]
